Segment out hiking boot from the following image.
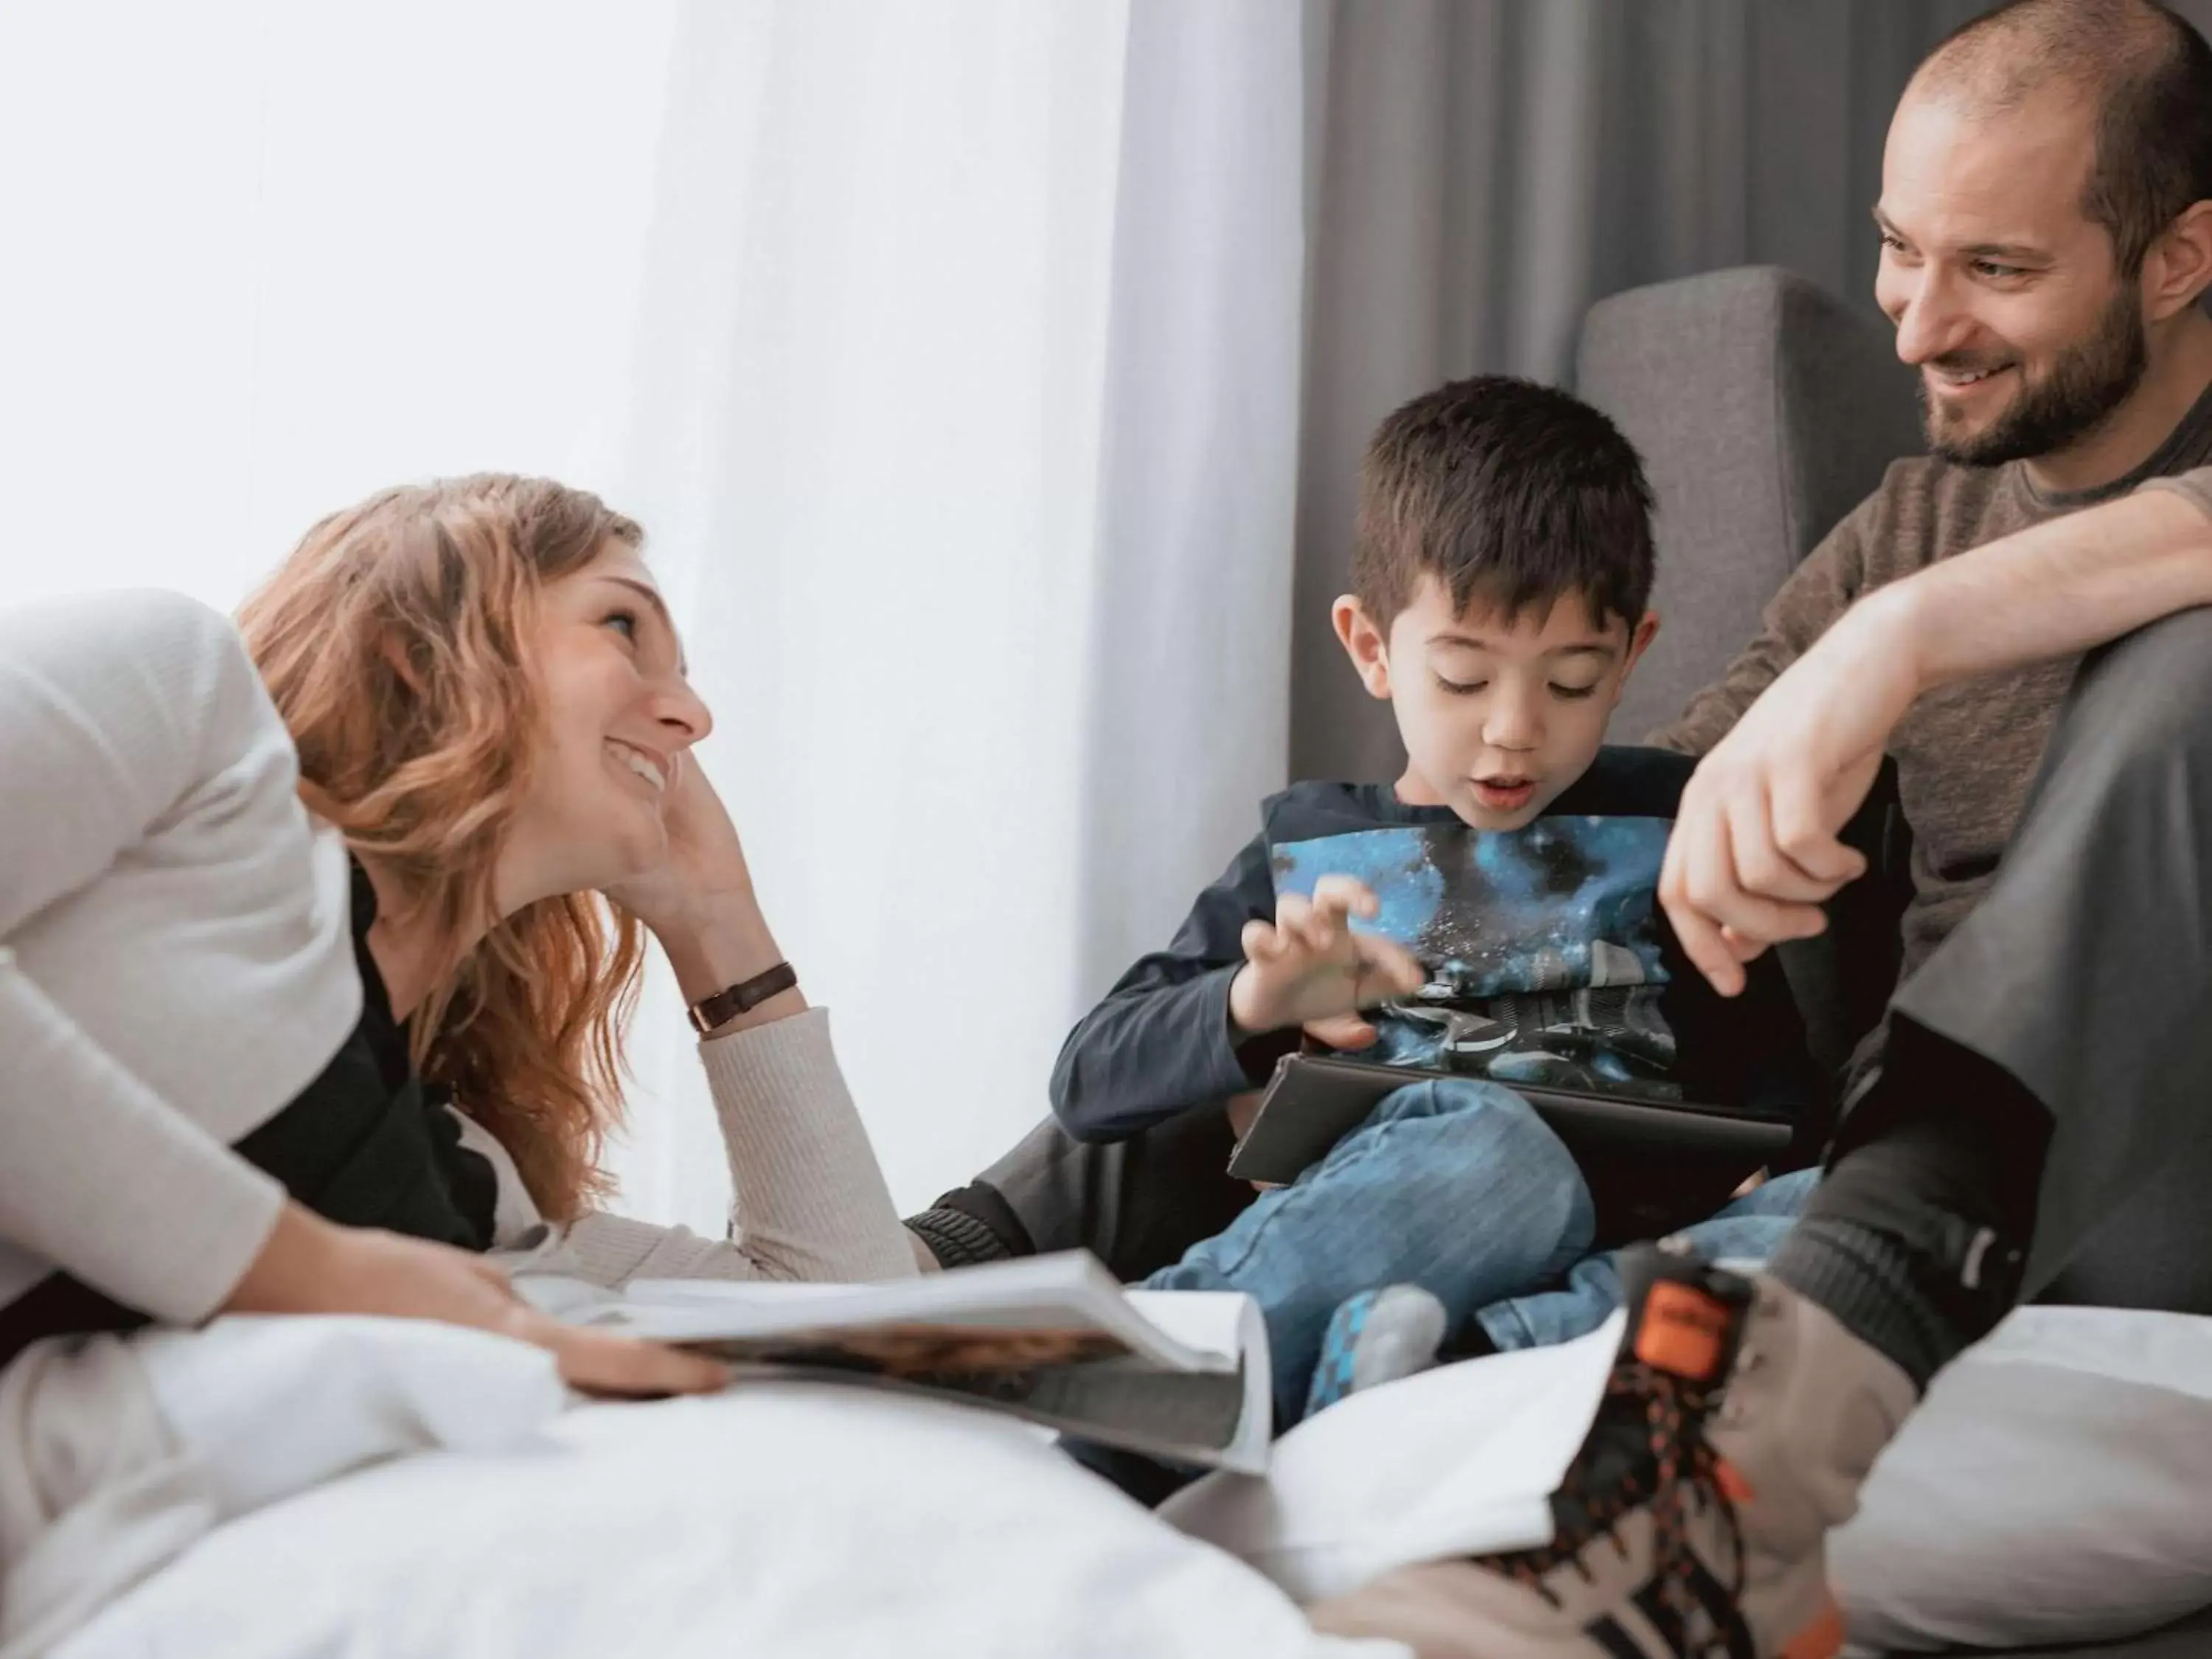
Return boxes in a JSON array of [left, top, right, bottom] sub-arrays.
[[1304, 1242, 1918, 1658]]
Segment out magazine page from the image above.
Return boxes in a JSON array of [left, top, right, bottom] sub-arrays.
[[1124, 1288, 1272, 1471], [754, 1353, 1262, 1472], [516, 1253, 1273, 1472], [600, 1251, 1227, 1373]]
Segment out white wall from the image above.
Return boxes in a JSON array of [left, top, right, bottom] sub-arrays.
[[0, 1, 678, 611]]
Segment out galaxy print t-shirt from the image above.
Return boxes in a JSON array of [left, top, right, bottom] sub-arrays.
[[1271, 815, 1680, 1099]]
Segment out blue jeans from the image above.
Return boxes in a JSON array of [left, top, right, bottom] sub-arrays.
[[1470, 1166, 1818, 1353], [1141, 1077, 1596, 1427]]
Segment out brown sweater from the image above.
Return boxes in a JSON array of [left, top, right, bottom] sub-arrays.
[[1655, 384, 2212, 986]]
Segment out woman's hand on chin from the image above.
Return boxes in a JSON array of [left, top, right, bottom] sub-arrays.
[[602, 752, 752, 935], [224, 1203, 731, 1399], [604, 757, 801, 1018]]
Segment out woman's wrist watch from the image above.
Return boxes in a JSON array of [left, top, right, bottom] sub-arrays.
[[686, 961, 799, 1034]]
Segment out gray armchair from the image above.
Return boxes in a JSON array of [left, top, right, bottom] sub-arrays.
[[1576, 265, 1923, 745]]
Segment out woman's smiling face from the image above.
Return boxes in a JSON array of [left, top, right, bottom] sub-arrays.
[[494, 543, 713, 912]]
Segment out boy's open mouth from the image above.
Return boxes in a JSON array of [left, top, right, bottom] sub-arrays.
[[1472, 776, 1535, 811]]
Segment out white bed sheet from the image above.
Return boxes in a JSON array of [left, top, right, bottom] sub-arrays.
[[34, 1329, 1392, 1659]]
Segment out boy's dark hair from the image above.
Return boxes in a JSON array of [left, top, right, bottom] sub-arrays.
[[1351, 375, 1655, 633], [1920, 0, 2212, 279]]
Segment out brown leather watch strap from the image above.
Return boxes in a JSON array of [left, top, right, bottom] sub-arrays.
[[686, 961, 799, 1034]]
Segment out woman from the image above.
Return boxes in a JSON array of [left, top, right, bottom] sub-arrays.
[[1, 475, 917, 1393]]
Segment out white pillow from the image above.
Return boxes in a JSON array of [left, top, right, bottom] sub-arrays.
[[1832, 1306, 2212, 1653], [1166, 1307, 2212, 1652], [58, 1380, 1400, 1659]]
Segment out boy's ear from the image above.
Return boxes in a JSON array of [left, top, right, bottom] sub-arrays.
[[1332, 596, 1394, 700], [1620, 611, 1660, 678]]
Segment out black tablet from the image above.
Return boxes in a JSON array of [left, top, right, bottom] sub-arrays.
[[1224, 1052, 1795, 1186]]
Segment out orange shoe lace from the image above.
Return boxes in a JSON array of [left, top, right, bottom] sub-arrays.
[[1482, 1332, 1750, 1655]]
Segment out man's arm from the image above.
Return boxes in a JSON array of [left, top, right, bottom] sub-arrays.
[[1880, 473, 2212, 683], [1661, 471, 2212, 994]]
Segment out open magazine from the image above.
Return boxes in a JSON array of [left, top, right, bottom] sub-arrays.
[[521, 1251, 1272, 1473]]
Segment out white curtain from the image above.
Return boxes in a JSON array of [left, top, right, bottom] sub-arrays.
[[0, 1, 1312, 1222], [602, 0, 1311, 1222]]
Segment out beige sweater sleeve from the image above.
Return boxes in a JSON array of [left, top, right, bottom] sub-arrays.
[[545, 1008, 919, 1286]]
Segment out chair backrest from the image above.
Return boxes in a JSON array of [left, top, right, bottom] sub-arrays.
[[1574, 266, 1923, 1086], [1576, 265, 1924, 744]]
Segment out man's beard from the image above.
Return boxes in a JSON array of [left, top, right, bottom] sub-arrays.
[[1921, 286, 2148, 468]]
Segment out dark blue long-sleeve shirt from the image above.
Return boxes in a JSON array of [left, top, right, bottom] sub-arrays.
[[1048, 747, 1817, 1147]]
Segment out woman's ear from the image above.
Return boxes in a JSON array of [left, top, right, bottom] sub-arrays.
[[379, 631, 426, 695], [1332, 596, 1394, 700]]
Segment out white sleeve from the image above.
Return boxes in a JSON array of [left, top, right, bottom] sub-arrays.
[[0, 593, 290, 1322]]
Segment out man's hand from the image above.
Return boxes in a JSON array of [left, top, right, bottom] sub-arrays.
[[1663, 483, 2212, 997], [1660, 591, 1921, 995], [1228, 874, 1426, 1036]]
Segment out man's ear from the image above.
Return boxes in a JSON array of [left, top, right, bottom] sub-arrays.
[[1332, 596, 1394, 700], [2146, 200, 2212, 322]]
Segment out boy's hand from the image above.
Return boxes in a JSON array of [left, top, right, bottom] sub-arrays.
[[1228, 875, 1426, 1037], [1304, 1013, 1384, 1051]]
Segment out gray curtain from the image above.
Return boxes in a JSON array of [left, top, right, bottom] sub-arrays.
[[1289, 0, 2212, 785]]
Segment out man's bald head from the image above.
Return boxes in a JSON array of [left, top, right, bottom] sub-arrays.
[[1907, 0, 2212, 276]]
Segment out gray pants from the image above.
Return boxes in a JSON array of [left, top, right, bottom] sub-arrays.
[[939, 608, 2212, 1312], [1881, 605, 2212, 1311]]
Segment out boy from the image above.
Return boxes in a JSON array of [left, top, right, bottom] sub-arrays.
[[1058, 375, 1816, 1427]]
